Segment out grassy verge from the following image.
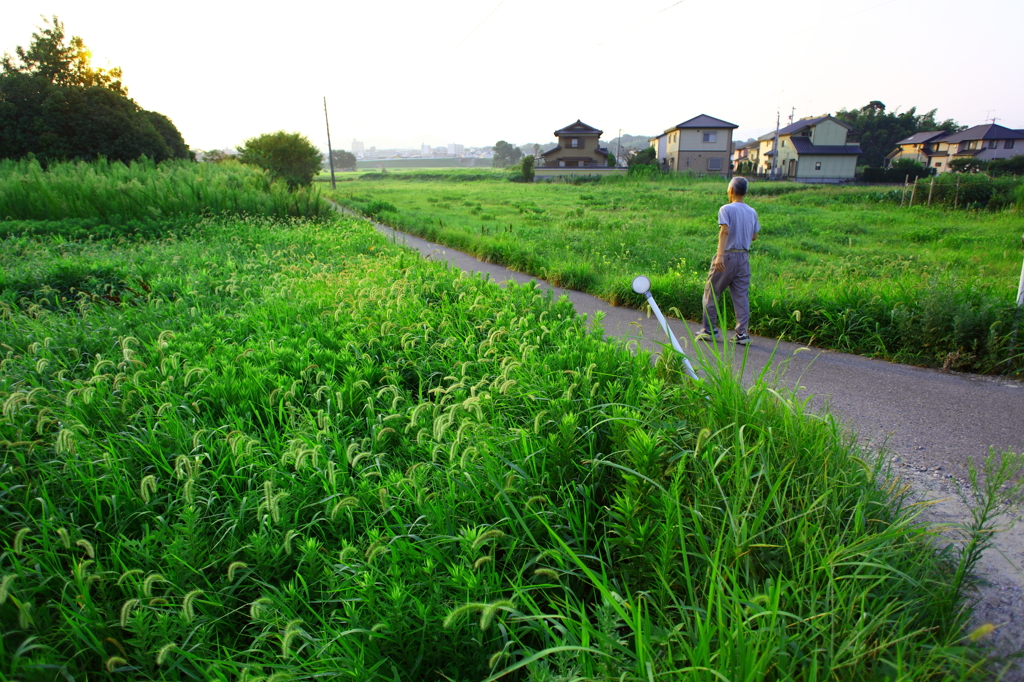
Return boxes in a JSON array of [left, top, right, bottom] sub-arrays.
[[0, 214, 1008, 680], [330, 171, 1024, 374]]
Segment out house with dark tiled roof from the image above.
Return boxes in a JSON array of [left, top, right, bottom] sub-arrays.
[[757, 115, 861, 182], [540, 120, 609, 168], [885, 131, 950, 168], [651, 114, 737, 176], [887, 124, 1024, 173]]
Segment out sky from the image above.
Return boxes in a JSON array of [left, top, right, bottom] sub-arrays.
[[3, 0, 1022, 152]]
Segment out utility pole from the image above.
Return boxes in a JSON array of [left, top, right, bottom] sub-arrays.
[[770, 110, 780, 180], [616, 129, 622, 168], [323, 96, 336, 190], [789, 106, 795, 125]]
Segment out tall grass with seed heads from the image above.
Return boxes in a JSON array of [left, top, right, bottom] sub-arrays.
[[0, 204, 1017, 679], [0, 156, 333, 227]]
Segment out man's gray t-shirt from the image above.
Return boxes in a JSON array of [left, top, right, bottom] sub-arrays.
[[718, 202, 760, 251]]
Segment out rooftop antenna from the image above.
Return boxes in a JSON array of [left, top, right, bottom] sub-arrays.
[[789, 106, 795, 125]]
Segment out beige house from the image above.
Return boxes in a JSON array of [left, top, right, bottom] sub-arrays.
[[759, 115, 861, 182], [887, 124, 1024, 173], [540, 120, 609, 168], [650, 114, 736, 176]]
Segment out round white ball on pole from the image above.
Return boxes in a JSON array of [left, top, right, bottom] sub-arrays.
[[631, 275, 651, 295]]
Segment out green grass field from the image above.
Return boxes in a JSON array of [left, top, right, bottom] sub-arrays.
[[1, 159, 1019, 681], [331, 171, 1024, 374]]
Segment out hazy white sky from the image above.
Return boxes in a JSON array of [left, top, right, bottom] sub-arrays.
[[4, 0, 1021, 151]]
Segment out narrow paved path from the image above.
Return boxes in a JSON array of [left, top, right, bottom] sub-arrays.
[[361, 213, 1024, 479]]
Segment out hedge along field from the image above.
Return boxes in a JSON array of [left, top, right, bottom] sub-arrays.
[[331, 172, 1024, 375], [0, 157, 333, 226], [0, 214, 1016, 681]]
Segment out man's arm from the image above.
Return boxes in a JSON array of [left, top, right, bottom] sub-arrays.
[[712, 224, 729, 272]]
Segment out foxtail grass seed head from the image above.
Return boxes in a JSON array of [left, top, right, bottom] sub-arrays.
[[75, 539, 95, 558], [283, 530, 298, 556], [18, 601, 33, 628], [471, 530, 504, 552], [139, 476, 157, 504], [13, 528, 30, 554], [143, 573, 165, 597], [182, 589, 203, 621], [0, 575, 14, 604], [967, 623, 998, 642], [120, 598, 141, 626], [227, 561, 248, 582], [250, 597, 273, 620], [105, 656, 127, 672], [156, 642, 176, 666], [488, 650, 510, 669], [56, 527, 71, 549], [118, 569, 143, 586]]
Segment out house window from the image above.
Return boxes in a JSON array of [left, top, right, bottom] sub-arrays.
[[934, 161, 942, 167], [1006, 140, 1015, 149], [571, 138, 579, 148], [815, 162, 821, 171], [559, 160, 565, 167], [708, 158, 722, 171], [703, 132, 717, 143], [988, 139, 998, 149], [578, 161, 585, 167], [782, 140, 786, 147]]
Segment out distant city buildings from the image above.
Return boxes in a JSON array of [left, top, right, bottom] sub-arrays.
[[351, 139, 365, 156], [422, 143, 431, 156], [447, 143, 464, 157]]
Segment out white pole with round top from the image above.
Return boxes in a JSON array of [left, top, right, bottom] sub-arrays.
[[632, 275, 700, 381]]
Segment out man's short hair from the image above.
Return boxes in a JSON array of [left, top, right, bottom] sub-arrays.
[[729, 176, 748, 195]]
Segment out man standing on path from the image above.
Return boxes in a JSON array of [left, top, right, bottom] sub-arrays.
[[696, 176, 760, 345]]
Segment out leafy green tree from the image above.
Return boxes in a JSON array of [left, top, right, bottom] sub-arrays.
[[628, 146, 658, 168], [835, 101, 963, 168], [0, 17, 189, 164], [492, 140, 523, 168], [330, 149, 357, 169], [0, 72, 186, 164], [3, 16, 125, 94], [521, 155, 534, 182], [606, 153, 616, 167], [238, 131, 323, 187]]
